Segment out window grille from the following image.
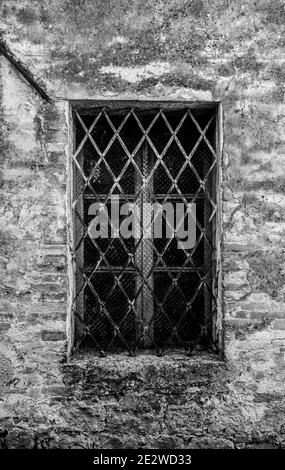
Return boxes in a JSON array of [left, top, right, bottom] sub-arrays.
[[69, 102, 221, 356]]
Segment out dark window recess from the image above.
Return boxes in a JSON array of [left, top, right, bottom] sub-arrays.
[[71, 104, 219, 356]]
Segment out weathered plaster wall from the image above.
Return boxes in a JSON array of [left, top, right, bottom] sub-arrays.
[[0, 0, 285, 449]]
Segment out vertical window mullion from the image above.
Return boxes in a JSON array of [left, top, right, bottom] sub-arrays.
[[135, 141, 154, 347], [204, 166, 213, 341], [74, 148, 85, 344]]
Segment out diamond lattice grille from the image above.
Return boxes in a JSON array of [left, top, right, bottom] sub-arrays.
[[71, 105, 219, 356]]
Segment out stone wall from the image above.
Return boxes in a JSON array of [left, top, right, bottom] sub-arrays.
[[0, 0, 285, 449]]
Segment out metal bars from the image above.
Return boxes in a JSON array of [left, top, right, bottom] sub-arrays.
[[69, 104, 220, 356]]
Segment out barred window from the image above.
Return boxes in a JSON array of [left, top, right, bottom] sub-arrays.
[[69, 102, 222, 356]]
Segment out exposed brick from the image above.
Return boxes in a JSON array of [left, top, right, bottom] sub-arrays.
[[0, 322, 10, 332], [245, 443, 279, 449], [189, 437, 234, 449], [41, 330, 66, 341], [273, 319, 285, 330]]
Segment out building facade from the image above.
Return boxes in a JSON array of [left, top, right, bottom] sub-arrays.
[[0, 0, 285, 449]]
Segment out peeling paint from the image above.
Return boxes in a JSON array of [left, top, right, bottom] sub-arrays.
[[100, 62, 173, 83]]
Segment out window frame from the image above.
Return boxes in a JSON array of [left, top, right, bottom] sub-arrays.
[[66, 100, 223, 357]]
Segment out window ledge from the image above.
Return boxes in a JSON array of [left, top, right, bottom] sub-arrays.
[[62, 351, 226, 391], [65, 350, 225, 369]]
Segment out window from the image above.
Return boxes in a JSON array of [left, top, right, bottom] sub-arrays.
[[69, 101, 222, 356]]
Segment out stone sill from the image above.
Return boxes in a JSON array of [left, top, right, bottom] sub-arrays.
[[65, 349, 225, 374]]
